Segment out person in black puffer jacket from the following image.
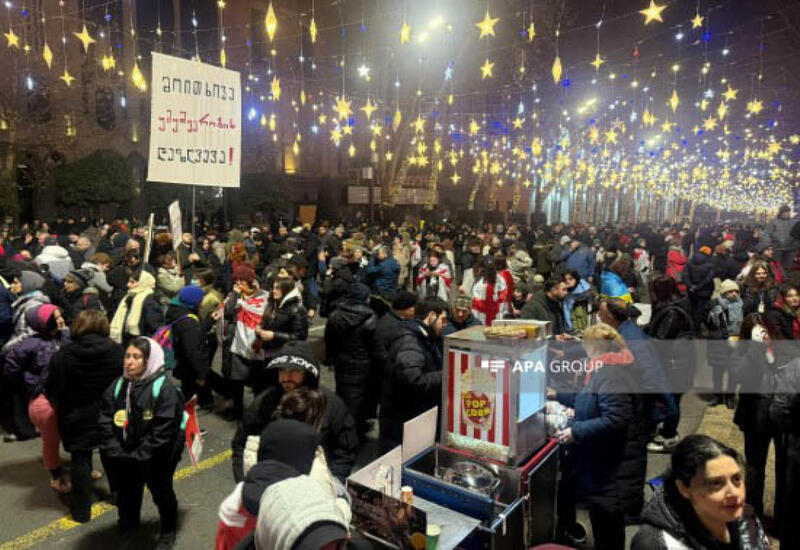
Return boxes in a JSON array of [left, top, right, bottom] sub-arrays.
[[325, 283, 382, 440], [230, 342, 358, 483], [319, 256, 355, 318], [253, 277, 308, 393], [164, 285, 209, 403], [46, 309, 122, 523], [770, 356, 800, 550], [632, 435, 769, 550], [682, 246, 716, 332]]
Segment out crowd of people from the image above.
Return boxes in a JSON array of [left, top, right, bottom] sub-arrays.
[[0, 210, 799, 549]]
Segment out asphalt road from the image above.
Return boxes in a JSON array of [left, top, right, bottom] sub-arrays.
[[0, 324, 709, 550]]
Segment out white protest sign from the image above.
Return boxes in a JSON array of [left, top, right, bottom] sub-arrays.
[[168, 201, 182, 250], [147, 52, 241, 187]]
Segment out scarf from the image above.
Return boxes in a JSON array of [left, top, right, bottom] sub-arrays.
[[110, 270, 156, 343], [773, 298, 800, 339], [584, 348, 635, 386]]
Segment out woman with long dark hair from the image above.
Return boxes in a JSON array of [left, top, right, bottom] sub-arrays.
[[740, 261, 778, 316]]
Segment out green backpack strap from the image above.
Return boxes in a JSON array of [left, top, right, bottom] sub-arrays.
[[113, 377, 124, 399], [152, 375, 166, 400]]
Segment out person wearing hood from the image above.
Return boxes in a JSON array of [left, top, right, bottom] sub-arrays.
[[632, 435, 769, 550], [46, 309, 123, 522], [60, 269, 104, 323], [34, 235, 74, 282], [552, 323, 639, 549], [324, 283, 381, 440], [683, 246, 716, 332], [0, 265, 21, 348], [319, 255, 356, 318], [562, 270, 593, 333], [444, 294, 482, 336], [379, 297, 447, 453], [231, 342, 358, 483], [706, 280, 745, 408], [666, 236, 688, 292], [3, 270, 50, 354], [3, 303, 70, 491], [109, 269, 163, 347], [98, 337, 185, 550], [165, 285, 210, 405]]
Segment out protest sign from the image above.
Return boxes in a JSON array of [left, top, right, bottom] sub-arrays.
[[147, 52, 241, 187], [168, 200, 182, 250]]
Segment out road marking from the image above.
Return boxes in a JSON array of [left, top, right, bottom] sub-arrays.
[[0, 449, 233, 550]]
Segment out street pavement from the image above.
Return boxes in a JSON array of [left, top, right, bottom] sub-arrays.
[[0, 328, 755, 550]]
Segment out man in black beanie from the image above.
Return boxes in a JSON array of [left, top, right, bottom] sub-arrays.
[[230, 341, 358, 483]]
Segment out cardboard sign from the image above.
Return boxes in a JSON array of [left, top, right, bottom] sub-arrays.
[[347, 480, 427, 550], [147, 52, 241, 187], [168, 200, 182, 250]]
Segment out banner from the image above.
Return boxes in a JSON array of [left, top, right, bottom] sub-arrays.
[[168, 200, 182, 250], [147, 51, 241, 187]]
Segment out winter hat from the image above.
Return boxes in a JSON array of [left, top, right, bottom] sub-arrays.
[[25, 303, 58, 332], [454, 293, 472, 311], [256, 475, 349, 550], [289, 254, 310, 270], [533, 273, 545, 284], [176, 285, 204, 309], [19, 270, 45, 294], [758, 242, 774, 254], [256, 420, 318, 475], [391, 290, 417, 311], [266, 341, 321, 382], [698, 246, 712, 255], [232, 263, 256, 284], [65, 269, 91, 290], [559, 235, 572, 246], [329, 257, 348, 271], [43, 235, 58, 247], [241, 460, 300, 516], [346, 282, 370, 303], [720, 279, 739, 294]]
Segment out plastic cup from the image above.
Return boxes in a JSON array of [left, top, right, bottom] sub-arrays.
[[426, 524, 441, 550]]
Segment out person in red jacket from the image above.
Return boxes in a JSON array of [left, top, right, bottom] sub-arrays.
[[665, 236, 688, 293]]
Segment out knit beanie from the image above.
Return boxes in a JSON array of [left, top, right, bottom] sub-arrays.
[[20, 270, 45, 294], [699, 246, 712, 255], [454, 294, 472, 311], [391, 290, 417, 311], [177, 285, 204, 309]]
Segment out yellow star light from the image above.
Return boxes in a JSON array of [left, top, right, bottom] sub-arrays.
[[669, 89, 679, 113], [300, 89, 306, 105], [639, 1, 667, 24], [605, 129, 618, 144], [4, 28, 19, 48], [265, 2, 277, 42], [270, 77, 281, 101], [342, 124, 353, 135], [700, 99, 709, 111], [552, 56, 562, 84], [348, 144, 356, 157], [42, 42, 53, 69], [392, 109, 402, 131], [412, 115, 426, 134], [661, 120, 675, 133], [73, 24, 96, 53], [400, 21, 411, 45], [220, 48, 227, 67], [469, 119, 481, 136], [588, 127, 600, 144], [475, 10, 499, 39], [512, 117, 524, 129], [330, 127, 342, 145], [318, 113, 327, 124], [527, 22, 535, 42], [767, 142, 781, 156], [59, 68, 75, 86], [691, 13, 704, 29], [417, 155, 429, 167], [692, 125, 700, 134], [309, 17, 317, 44], [722, 85, 739, 102], [531, 138, 542, 156], [747, 99, 764, 114], [451, 172, 461, 184], [334, 97, 352, 120], [101, 54, 116, 71], [408, 155, 418, 167], [789, 134, 800, 145], [131, 62, 146, 91], [703, 116, 718, 131], [385, 151, 393, 161], [480, 59, 494, 79], [371, 123, 382, 136], [642, 109, 657, 128], [590, 53, 605, 71], [717, 101, 727, 121]]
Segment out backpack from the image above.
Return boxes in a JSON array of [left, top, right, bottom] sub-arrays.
[[151, 314, 199, 370], [113, 374, 189, 431]]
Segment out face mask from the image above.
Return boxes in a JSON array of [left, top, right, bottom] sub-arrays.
[[190, 279, 200, 286]]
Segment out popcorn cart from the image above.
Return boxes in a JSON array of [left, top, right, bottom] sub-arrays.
[[401, 322, 559, 549]]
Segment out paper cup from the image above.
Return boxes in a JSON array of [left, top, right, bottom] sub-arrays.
[[426, 524, 441, 550]]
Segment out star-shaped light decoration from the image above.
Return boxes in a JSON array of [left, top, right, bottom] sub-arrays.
[[716, 149, 730, 161], [59, 68, 75, 86], [527, 22, 535, 42], [357, 64, 370, 80], [691, 13, 704, 29], [700, 99, 709, 111], [73, 24, 96, 53], [640, 1, 666, 24], [669, 89, 679, 113], [590, 53, 605, 71], [703, 116, 718, 131], [270, 77, 281, 101], [469, 119, 481, 136], [512, 117, 524, 129], [417, 155, 429, 167], [131, 62, 146, 91], [370, 123, 382, 136], [400, 21, 411, 45], [661, 120, 675, 133], [385, 151, 393, 161], [717, 101, 727, 121], [789, 134, 800, 145], [348, 144, 356, 158], [334, 97, 352, 120], [342, 124, 353, 135], [412, 115, 426, 134], [588, 127, 600, 144], [605, 129, 618, 144], [330, 127, 342, 145], [444, 65, 453, 81], [309, 17, 317, 43], [300, 90, 306, 105], [475, 10, 499, 39], [552, 56, 562, 84], [265, 2, 277, 42], [642, 109, 657, 127], [480, 59, 494, 79], [101, 54, 116, 71], [360, 98, 376, 121], [451, 172, 461, 184], [722, 85, 739, 101], [531, 138, 542, 156], [767, 142, 781, 156], [318, 113, 327, 124], [392, 109, 402, 131], [692, 124, 701, 134], [4, 28, 20, 48], [747, 99, 763, 114], [42, 42, 53, 69]]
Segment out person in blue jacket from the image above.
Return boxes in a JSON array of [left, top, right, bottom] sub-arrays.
[[561, 239, 597, 283], [365, 245, 400, 299]]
